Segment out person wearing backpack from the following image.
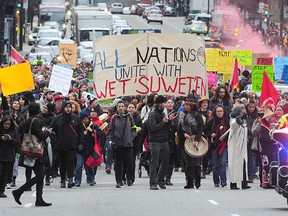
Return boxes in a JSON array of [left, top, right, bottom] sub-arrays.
[[108, 100, 136, 188]]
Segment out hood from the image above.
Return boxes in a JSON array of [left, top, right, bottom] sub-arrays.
[[61, 100, 72, 113]]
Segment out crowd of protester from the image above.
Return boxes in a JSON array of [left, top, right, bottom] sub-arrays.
[[0, 59, 286, 206]]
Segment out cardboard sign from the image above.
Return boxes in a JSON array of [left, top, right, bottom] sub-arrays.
[[0, 62, 35, 96], [252, 65, 274, 92], [274, 57, 288, 80], [49, 65, 73, 96], [59, 43, 77, 68], [93, 33, 208, 99], [233, 50, 252, 66], [206, 48, 219, 71], [217, 50, 234, 74]]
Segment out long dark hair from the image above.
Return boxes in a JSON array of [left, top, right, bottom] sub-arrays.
[[211, 85, 231, 103], [0, 115, 16, 131], [212, 104, 227, 119]]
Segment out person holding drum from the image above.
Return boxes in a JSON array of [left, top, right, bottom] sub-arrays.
[[178, 93, 204, 189]]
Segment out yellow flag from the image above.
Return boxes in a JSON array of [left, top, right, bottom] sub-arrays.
[[0, 62, 35, 96]]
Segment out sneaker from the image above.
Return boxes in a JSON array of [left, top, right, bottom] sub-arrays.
[[6, 183, 11, 189], [75, 184, 80, 187], [89, 182, 95, 186], [105, 168, 111, 174], [214, 184, 220, 187]]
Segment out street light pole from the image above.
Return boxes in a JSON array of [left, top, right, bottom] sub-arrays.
[[0, 0, 5, 64], [19, 0, 24, 51], [279, 0, 284, 45]]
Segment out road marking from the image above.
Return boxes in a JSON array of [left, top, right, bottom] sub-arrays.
[[231, 214, 240, 216], [32, 192, 36, 197], [24, 203, 33, 208], [208, 200, 219, 205], [193, 190, 201, 193]]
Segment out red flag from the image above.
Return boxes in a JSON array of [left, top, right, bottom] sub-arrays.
[[229, 58, 240, 92], [259, 70, 280, 109], [10, 45, 24, 64]]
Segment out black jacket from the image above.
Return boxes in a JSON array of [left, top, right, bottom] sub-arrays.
[[0, 127, 20, 162], [50, 112, 85, 151], [147, 107, 171, 143]]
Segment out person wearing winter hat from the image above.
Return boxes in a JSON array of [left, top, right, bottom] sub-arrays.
[[39, 88, 55, 111], [53, 93, 64, 115], [50, 100, 85, 189], [75, 112, 100, 187], [148, 95, 176, 190], [228, 104, 251, 190], [239, 70, 251, 92]]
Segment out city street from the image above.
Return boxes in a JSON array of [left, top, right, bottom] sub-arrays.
[[0, 164, 287, 216], [4, 13, 287, 216]]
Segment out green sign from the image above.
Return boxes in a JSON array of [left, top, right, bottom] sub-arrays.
[[252, 65, 274, 92], [234, 50, 252, 66]]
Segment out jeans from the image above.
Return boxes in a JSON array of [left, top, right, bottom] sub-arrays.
[[149, 142, 169, 186], [104, 140, 113, 170], [211, 148, 228, 185], [74, 154, 96, 185]]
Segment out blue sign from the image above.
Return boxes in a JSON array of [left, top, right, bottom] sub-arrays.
[[282, 65, 288, 84], [274, 57, 288, 80]]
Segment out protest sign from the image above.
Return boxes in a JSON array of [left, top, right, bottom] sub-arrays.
[[257, 57, 273, 65], [252, 65, 274, 92], [93, 33, 208, 99], [59, 43, 77, 68], [0, 62, 34, 96], [49, 65, 73, 96], [274, 57, 288, 80], [206, 48, 219, 71], [233, 50, 252, 66], [217, 50, 234, 74], [207, 72, 217, 85], [282, 65, 288, 84]]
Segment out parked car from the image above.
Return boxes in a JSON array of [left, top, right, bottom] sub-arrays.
[[28, 26, 51, 46], [162, 6, 176, 16], [147, 10, 163, 24], [110, 3, 123, 14], [143, 6, 161, 19], [183, 21, 208, 35], [43, 21, 61, 31], [97, 3, 108, 11], [35, 39, 75, 56], [122, 7, 131, 14], [136, 3, 150, 16]]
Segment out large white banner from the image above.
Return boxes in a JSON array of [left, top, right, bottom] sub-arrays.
[[49, 65, 73, 96], [93, 33, 207, 99]]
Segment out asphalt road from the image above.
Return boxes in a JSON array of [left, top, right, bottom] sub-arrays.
[[1, 163, 288, 216]]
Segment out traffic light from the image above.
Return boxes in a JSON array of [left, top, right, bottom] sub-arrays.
[[264, 4, 269, 15]]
